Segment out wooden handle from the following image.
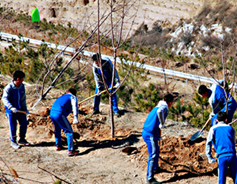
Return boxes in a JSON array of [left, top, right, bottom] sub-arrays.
[[17, 110, 41, 116], [78, 87, 113, 104], [200, 117, 211, 132], [17, 110, 27, 114]]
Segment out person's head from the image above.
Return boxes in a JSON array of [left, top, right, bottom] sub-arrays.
[[13, 70, 25, 87], [164, 93, 174, 108], [67, 88, 77, 96], [198, 85, 208, 98], [92, 53, 101, 67], [216, 111, 228, 124]]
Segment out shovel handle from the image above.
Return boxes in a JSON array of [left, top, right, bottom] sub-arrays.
[[17, 110, 41, 116], [78, 87, 113, 104], [228, 118, 237, 125], [200, 117, 211, 132]]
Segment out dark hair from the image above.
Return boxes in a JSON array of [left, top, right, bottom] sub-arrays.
[[164, 93, 174, 103], [217, 111, 228, 122], [13, 70, 25, 81], [198, 85, 208, 95], [68, 88, 77, 96], [92, 53, 101, 61]]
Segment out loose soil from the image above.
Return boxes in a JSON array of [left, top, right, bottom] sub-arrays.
[[0, 80, 235, 184]]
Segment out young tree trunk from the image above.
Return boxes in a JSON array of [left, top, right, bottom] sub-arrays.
[[109, 95, 115, 138]]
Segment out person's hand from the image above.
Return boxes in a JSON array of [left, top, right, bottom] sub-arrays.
[[208, 158, 216, 164], [73, 116, 79, 124], [159, 124, 165, 129], [114, 83, 120, 88], [11, 107, 17, 113], [97, 90, 102, 96]]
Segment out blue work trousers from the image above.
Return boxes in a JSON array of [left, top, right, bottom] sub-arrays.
[[94, 84, 119, 113], [50, 111, 73, 151], [218, 155, 237, 184], [142, 129, 160, 180], [5, 108, 28, 142]]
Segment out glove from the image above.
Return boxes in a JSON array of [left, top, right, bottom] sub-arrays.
[[208, 158, 216, 164], [96, 90, 102, 96], [209, 113, 214, 119], [11, 107, 17, 113], [73, 116, 79, 124], [159, 124, 165, 129], [114, 83, 120, 88]]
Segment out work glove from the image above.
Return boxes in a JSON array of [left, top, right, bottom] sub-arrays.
[[114, 83, 120, 88], [208, 158, 216, 164], [159, 124, 165, 129], [209, 112, 214, 119], [96, 90, 102, 96], [73, 116, 79, 124], [10, 107, 17, 113]]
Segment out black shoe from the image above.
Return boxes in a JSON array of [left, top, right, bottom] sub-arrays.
[[18, 139, 30, 146], [154, 167, 160, 174], [92, 110, 99, 115], [146, 178, 160, 184], [115, 112, 121, 117]]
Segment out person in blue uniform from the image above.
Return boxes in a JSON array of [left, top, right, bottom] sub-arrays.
[[198, 83, 237, 126], [50, 88, 79, 156], [92, 53, 121, 117], [2, 70, 30, 149], [206, 111, 237, 184], [142, 93, 174, 184]]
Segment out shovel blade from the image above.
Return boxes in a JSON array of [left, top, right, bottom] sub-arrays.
[[190, 131, 204, 141]]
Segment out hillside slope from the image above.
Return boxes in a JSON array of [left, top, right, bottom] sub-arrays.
[[1, 0, 204, 35]]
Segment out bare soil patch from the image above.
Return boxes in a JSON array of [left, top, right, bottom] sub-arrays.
[[0, 79, 234, 184]]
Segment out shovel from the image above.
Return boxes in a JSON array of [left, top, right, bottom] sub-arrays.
[[190, 117, 211, 141]]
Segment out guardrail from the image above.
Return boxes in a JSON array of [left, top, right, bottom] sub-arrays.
[[1, 32, 236, 89]]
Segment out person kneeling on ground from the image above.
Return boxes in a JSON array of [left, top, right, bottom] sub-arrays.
[[142, 93, 174, 184], [50, 88, 79, 157], [206, 111, 237, 184]]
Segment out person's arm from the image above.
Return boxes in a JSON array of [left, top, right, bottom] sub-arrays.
[[208, 84, 221, 118], [157, 104, 168, 129], [2, 84, 13, 110], [71, 95, 79, 124], [93, 64, 103, 91], [205, 127, 216, 163]]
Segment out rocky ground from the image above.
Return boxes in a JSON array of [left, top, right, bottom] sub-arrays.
[[0, 78, 235, 184]]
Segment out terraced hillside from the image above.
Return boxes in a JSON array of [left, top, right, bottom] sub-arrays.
[[1, 0, 205, 35]]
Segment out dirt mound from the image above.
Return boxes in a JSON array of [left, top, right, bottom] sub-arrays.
[[29, 105, 218, 176], [159, 136, 217, 174]]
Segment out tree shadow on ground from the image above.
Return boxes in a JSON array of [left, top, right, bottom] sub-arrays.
[[76, 131, 141, 156], [160, 168, 217, 183], [29, 141, 56, 147]]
